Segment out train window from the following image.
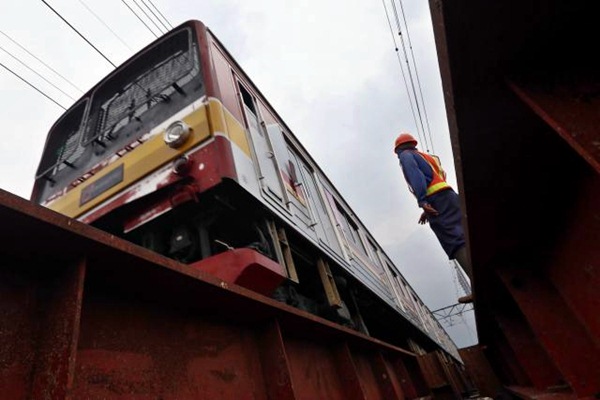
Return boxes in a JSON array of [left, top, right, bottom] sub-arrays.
[[238, 83, 256, 116], [36, 99, 88, 177], [334, 201, 367, 255], [84, 28, 201, 145], [367, 239, 383, 270]]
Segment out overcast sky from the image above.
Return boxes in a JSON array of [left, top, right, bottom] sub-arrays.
[[0, 0, 476, 347]]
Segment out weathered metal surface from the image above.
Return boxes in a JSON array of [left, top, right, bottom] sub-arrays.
[[417, 351, 462, 399], [458, 346, 501, 398], [497, 268, 600, 395], [189, 248, 286, 295], [508, 77, 600, 174], [0, 189, 449, 399], [429, 0, 599, 398]]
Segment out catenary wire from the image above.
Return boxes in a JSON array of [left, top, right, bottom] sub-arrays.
[[131, 0, 165, 35], [0, 30, 83, 94], [146, 0, 173, 29], [139, 0, 170, 32], [0, 44, 76, 101], [381, 0, 424, 148], [397, 0, 435, 152], [76, 0, 134, 52], [390, 0, 431, 152], [120, 0, 159, 38], [40, 0, 117, 68], [0, 61, 66, 110]]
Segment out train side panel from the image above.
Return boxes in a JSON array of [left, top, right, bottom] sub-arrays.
[[205, 31, 459, 359]]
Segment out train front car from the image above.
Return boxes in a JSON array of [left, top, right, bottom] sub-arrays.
[[32, 20, 459, 361]]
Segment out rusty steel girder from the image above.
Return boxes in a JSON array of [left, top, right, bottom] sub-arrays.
[[0, 189, 465, 399]]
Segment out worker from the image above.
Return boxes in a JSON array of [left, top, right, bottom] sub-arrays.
[[393, 132, 473, 303]]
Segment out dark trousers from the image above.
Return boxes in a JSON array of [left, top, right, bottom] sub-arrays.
[[427, 189, 465, 259]]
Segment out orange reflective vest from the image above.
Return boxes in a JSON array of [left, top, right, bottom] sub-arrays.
[[416, 151, 452, 196]]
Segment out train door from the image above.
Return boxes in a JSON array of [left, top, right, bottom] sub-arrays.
[[236, 81, 287, 209], [297, 164, 342, 254], [265, 125, 310, 223]]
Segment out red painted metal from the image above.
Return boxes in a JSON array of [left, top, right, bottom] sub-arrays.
[[189, 248, 286, 296], [85, 135, 235, 229], [497, 268, 600, 396], [333, 343, 368, 400], [507, 78, 600, 174], [0, 188, 458, 399], [373, 353, 405, 399], [494, 313, 563, 389], [417, 352, 459, 399], [256, 321, 295, 400], [429, 0, 600, 398], [30, 259, 86, 400], [459, 346, 502, 398], [392, 356, 429, 398]]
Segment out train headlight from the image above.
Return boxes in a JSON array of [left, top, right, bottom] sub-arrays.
[[164, 121, 191, 148]]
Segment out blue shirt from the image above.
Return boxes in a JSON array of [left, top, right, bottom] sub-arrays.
[[397, 148, 434, 207]]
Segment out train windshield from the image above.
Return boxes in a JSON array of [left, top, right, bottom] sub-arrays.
[[36, 26, 203, 181], [84, 28, 200, 145]]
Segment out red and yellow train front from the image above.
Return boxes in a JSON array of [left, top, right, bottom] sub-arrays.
[[31, 21, 284, 294]]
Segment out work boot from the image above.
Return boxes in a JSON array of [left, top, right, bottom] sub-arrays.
[[458, 294, 474, 304]]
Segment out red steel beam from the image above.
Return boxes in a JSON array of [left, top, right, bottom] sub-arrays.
[[373, 353, 405, 399], [0, 188, 451, 399], [458, 346, 502, 398], [257, 320, 296, 399], [493, 313, 563, 389], [497, 267, 600, 397], [391, 356, 430, 398], [507, 78, 600, 174], [30, 259, 86, 399], [333, 343, 368, 400]]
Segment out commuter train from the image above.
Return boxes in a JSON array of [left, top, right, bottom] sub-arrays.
[[32, 20, 457, 358]]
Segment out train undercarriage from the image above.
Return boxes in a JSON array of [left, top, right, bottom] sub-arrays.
[[92, 180, 408, 342]]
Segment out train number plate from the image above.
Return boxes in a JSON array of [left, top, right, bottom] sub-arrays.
[[80, 164, 124, 206]]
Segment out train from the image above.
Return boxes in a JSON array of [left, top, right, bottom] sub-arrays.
[[31, 20, 457, 359]]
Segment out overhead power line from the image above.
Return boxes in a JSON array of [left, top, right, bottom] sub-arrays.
[[40, 0, 117, 68], [0, 43, 76, 101], [121, 0, 159, 38], [381, 0, 436, 153], [145, 0, 173, 29], [139, 0, 170, 32], [0, 30, 83, 93], [396, 0, 435, 152], [1, 61, 66, 110], [132, 0, 166, 35], [76, 0, 134, 52], [381, 0, 424, 148], [390, 0, 430, 152]]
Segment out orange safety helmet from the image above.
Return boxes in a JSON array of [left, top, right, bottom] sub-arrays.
[[394, 132, 417, 152]]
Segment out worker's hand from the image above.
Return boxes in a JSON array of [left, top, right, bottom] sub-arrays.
[[422, 203, 439, 216], [418, 212, 428, 225]]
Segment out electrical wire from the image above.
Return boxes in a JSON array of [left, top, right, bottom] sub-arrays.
[[132, 0, 165, 34], [0, 30, 83, 94], [390, 0, 431, 152], [1, 61, 66, 110], [0, 44, 76, 101], [397, 0, 435, 152], [381, 0, 424, 148], [120, 0, 159, 38], [139, 0, 171, 32], [76, 0, 134, 52], [145, 0, 173, 29], [40, 0, 117, 68]]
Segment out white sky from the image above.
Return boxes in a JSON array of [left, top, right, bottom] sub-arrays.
[[0, 0, 476, 347]]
